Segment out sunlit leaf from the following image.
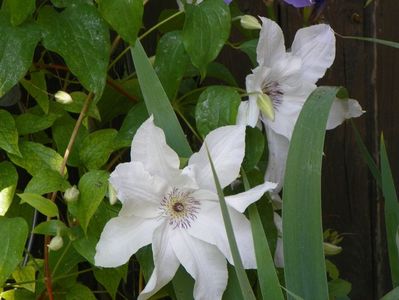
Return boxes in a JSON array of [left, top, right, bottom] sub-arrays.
[[0, 109, 21, 156], [0, 161, 18, 216], [18, 193, 59, 217]]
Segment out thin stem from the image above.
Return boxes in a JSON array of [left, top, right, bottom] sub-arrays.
[[51, 240, 72, 277], [174, 107, 203, 142], [106, 149, 128, 171]]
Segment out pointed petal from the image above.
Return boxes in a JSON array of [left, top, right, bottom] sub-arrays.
[[326, 98, 364, 130], [225, 181, 277, 213], [264, 128, 290, 194], [188, 125, 246, 191], [171, 230, 228, 300], [109, 161, 166, 218], [95, 216, 161, 267], [138, 224, 180, 300], [257, 17, 286, 67], [131, 116, 180, 181], [236, 98, 260, 128], [291, 24, 335, 83], [187, 199, 256, 269]]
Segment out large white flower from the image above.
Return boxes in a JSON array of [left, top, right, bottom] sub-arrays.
[[95, 116, 276, 300], [237, 17, 364, 196]]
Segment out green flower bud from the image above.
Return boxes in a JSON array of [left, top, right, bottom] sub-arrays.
[[323, 242, 342, 256], [108, 183, 117, 205], [64, 185, 79, 203], [240, 15, 262, 30], [257, 93, 275, 121], [48, 235, 63, 251], [54, 91, 73, 104]]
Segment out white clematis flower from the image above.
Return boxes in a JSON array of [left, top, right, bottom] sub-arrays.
[[95, 116, 276, 300], [237, 17, 364, 196]]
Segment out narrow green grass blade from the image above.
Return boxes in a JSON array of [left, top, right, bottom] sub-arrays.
[[206, 146, 256, 300], [380, 135, 399, 287], [242, 171, 284, 300], [351, 121, 382, 188], [130, 41, 192, 157], [339, 35, 399, 49], [283, 86, 346, 300]]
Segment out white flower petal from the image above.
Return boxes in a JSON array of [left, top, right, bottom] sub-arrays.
[[95, 216, 161, 267], [291, 24, 336, 83], [187, 200, 256, 269], [326, 98, 364, 130], [171, 230, 228, 300], [236, 99, 260, 128], [225, 181, 277, 213], [131, 116, 180, 181], [264, 128, 290, 194], [138, 224, 180, 300], [257, 17, 286, 67], [109, 161, 166, 218], [188, 125, 246, 191]]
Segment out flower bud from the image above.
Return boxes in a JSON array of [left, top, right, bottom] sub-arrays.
[[257, 93, 275, 121], [64, 185, 79, 203], [108, 183, 117, 205], [323, 242, 342, 256], [240, 15, 262, 30], [54, 91, 73, 104], [48, 235, 63, 251]]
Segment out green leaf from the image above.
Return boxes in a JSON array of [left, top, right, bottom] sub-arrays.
[[18, 193, 59, 217], [0, 13, 40, 97], [0, 161, 18, 216], [7, 0, 35, 25], [52, 114, 88, 167], [0, 289, 35, 300], [71, 226, 97, 264], [325, 259, 339, 280], [61, 91, 101, 120], [8, 141, 64, 176], [68, 170, 109, 234], [33, 220, 69, 236], [79, 129, 118, 170], [38, 4, 110, 97], [182, 0, 231, 77], [115, 102, 149, 148], [20, 70, 49, 113], [65, 283, 96, 300], [0, 109, 21, 156], [154, 31, 190, 100], [207, 62, 238, 87], [12, 265, 36, 292], [25, 168, 71, 195], [0, 217, 29, 286], [206, 148, 256, 300], [131, 41, 192, 157], [238, 39, 257, 66], [380, 135, 399, 287], [195, 86, 241, 137], [15, 111, 60, 135], [94, 267, 126, 299], [242, 127, 265, 172], [328, 279, 352, 298], [382, 286, 399, 300], [98, 0, 143, 45], [283, 87, 345, 300]]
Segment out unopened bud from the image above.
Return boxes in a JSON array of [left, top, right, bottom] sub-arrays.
[[64, 185, 79, 203], [323, 242, 342, 256], [54, 91, 73, 104], [108, 183, 117, 205], [240, 15, 262, 30], [257, 93, 275, 121], [48, 235, 63, 251]]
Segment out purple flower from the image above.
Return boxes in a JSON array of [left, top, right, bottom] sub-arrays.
[[284, 0, 317, 8], [224, 0, 233, 3]]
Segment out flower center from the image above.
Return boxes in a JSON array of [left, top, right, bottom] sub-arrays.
[[262, 81, 284, 110], [160, 187, 200, 229]]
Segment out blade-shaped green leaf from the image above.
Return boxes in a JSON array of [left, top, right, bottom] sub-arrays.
[[0, 161, 18, 216], [206, 147, 256, 300], [131, 41, 192, 157], [182, 0, 231, 78], [0, 12, 40, 97], [18, 193, 59, 217], [380, 135, 399, 287], [38, 4, 110, 97], [283, 86, 347, 299], [0, 109, 21, 156], [67, 170, 109, 234], [381, 286, 399, 300], [98, 0, 143, 45], [0, 217, 28, 286]]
